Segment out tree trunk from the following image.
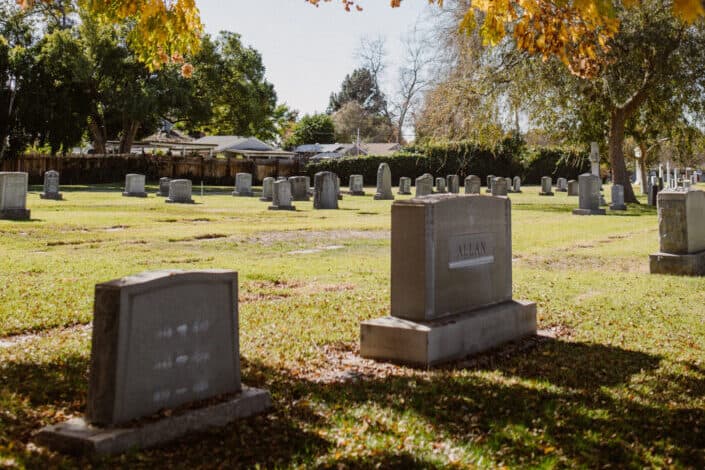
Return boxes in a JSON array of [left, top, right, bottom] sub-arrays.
[[608, 108, 639, 203], [119, 121, 139, 154], [637, 141, 648, 195], [88, 115, 107, 155]]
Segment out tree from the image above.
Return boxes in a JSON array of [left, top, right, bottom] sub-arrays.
[[283, 113, 335, 150], [328, 67, 387, 115], [332, 101, 393, 143]]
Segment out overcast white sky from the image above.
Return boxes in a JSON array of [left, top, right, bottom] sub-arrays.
[[197, 0, 436, 116]]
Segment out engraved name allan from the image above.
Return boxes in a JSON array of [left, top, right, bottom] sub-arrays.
[[448, 233, 495, 269]]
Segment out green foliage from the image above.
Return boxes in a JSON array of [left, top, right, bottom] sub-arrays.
[[328, 67, 387, 115], [283, 113, 336, 150], [521, 147, 590, 183]]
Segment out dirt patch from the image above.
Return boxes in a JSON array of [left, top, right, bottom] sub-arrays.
[[242, 230, 388, 246], [169, 233, 227, 242], [516, 253, 648, 273], [240, 280, 355, 303], [0, 324, 91, 349], [287, 245, 345, 255], [46, 238, 110, 247], [104, 225, 129, 232]]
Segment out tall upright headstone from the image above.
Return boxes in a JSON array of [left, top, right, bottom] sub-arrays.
[[539, 176, 554, 196], [123, 174, 147, 197], [398, 177, 412, 195], [415, 173, 434, 197], [260, 177, 275, 202], [269, 180, 296, 211], [446, 175, 460, 194], [650, 189, 705, 275], [232, 173, 253, 197], [609, 184, 627, 211], [165, 179, 194, 204], [156, 177, 171, 197], [40, 170, 63, 200], [465, 175, 481, 194], [567, 179, 579, 196], [485, 175, 495, 194], [349, 174, 365, 196], [572, 173, 606, 215], [289, 176, 310, 201], [648, 176, 659, 206], [512, 176, 522, 193], [313, 171, 339, 209], [0, 172, 30, 220], [491, 177, 508, 196], [374, 163, 394, 200], [36, 270, 271, 455], [504, 177, 513, 193], [435, 177, 447, 193], [360, 195, 537, 366]]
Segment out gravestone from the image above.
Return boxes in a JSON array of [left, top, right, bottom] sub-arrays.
[[313, 171, 339, 209], [269, 180, 296, 211], [0, 172, 30, 220], [435, 177, 447, 193], [567, 179, 579, 196], [491, 177, 508, 196], [336, 176, 343, 200], [398, 177, 412, 195], [609, 184, 627, 210], [648, 179, 659, 206], [504, 177, 513, 193], [260, 177, 275, 202], [289, 176, 310, 201], [415, 173, 434, 197], [556, 177, 568, 192], [465, 175, 481, 194], [590, 142, 600, 178], [36, 270, 271, 455], [650, 189, 705, 275], [446, 175, 460, 194], [684, 180, 691, 190], [485, 175, 495, 194], [123, 174, 147, 197], [349, 174, 365, 196], [374, 164, 394, 200], [360, 195, 537, 366], [539, 176, 554, 196], [156, 177, 171, 197], [232, 173, 253, 197], [166, 179, 194, 204], [40, 170, 63, 200], [512, 176, 522, 193], [572, 173, 606, 215]]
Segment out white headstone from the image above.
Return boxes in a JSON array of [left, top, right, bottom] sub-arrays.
[[374, 163, 394, 200], [349, 174, 365, 195], [232, 173, 253, 197], [123, 174, 147, 197], [0, 172, 30, 220], [260, 177, 275, 201], [166, 179, 194, 204]]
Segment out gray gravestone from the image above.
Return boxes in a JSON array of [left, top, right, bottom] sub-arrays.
[[289, 176, 310, 201], [415, 173, 434, 197], [504, 177, 513, 193], [539, 176, 554, 196], [465, 175, 481, 194], [156, 177, 171, 197], [232, 173, 253, 197], [556, 177, 568, 192], [374, 164, 394, 200], [650, 189, 705, 275], [572, 173, 606, 215], [0, 172, 30, 220], [269, 179, 296, 211], [360, 194, 536, 366], [313, 171, 339, 209], [260, 177, 275, 201], [609, 184, 627, 211], [491, 177, 508, 196], [40, 170, 63, 200], [435, 177, 447, 193], [166, 179, 194, 204], [349, 174, 365, 196], [512, 176, 522, 193], [123, 174, 147, 197], [37, 270, 271, 455], [485, 174, 495, 193], [446, 175, 460, 194], [567, 180, 579, 196], [398, 177, 412, 195]]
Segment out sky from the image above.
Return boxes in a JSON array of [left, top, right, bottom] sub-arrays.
[[197, 0, 437, 117]]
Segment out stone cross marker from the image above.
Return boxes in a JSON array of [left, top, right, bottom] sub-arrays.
[[609, 184, 627, 211], [539, 176, 554, 196], [166, 179, 195, 204], [491, 177, 508, 196], [435, 177, 447, 193], [398, 177, 412, 195], [572, 173, 606, 215], [512, 176, 522, 193], [269, 180, 296, 211], [260, 177, 275, 201], [40, 170, 63, 200], [415, 174, 434, 197], [0, 172, 30, 220], [289, 176, 310, 201], [360, 195, 536, 366], [156, 177, 171, 197], [232, 173, 253, 197], [650, 189, 705, 275], [349, 174, 365, 196], [37, 270, 271, 455], [123, 174, 147, 197], [374, 164, 394, 200], [313, 172, 339, 209], [465, 175, 481, 194], [567, 179, 579, 196], [446, 175, 460, 194]]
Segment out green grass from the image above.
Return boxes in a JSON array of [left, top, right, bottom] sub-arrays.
[[1, 184, 704, 468]]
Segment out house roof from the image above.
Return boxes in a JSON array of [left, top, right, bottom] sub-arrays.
[[357, 142, 401, 156], [142, 128, 193, 144], [193, 136, 274, 153]]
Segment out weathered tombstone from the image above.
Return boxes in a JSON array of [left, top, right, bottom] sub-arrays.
[[36, 270, 271, 455], [276, 176, 287, 181], [572, 173, 606, 215], [269, 180, 296, 211], [650, 189, 705, 275], [232, 173, 253, 197], [567, 179, 579, 196], [123, 174, 147, 197], [446, 175, 460, 194], [648, 181, 659, 206], [398, 177, 412, 195], [313, 171, 339, 209], [512, 176, 522, 193], [360, 194, 537, 366], [156, 177, 171, 197], [40, 170, 63, 200], [435, 177, 447, 193], [504, 177, 513, 193], [609, 184, 627, 211], [464, 175, 481, 194], [166, 179, 194, 204], [684, 180, 691, 190], [289, 176, 310, 201], [491, 177, 508, 196], [556, 177, 568, 192], [485, 174, 495, 194], [374, 163, 394, 200], [260, 177, 275, 202], [415, 173, 434, 197], [0, 172, 30, 220], [539, 176, 554, 196], [349, 174, 365, 196]]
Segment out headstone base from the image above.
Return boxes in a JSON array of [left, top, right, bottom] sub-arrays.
[[40, 192, 63, 200], [349, 190, 366, 196], [155, 191, 168, 197], [373, 193, 393, 200], [293, 196, 310, 202], [609, 203, 627, 211], [360, 300, 536, 367], [259, 196, 273, 202], [539, 192, 554, 196], [232, 191, 253, 197], [122, 192, 147, 198], [36, 386, 271, 456], [0, 209, 30, 220], [268, 205, 295, 211], [650, 251, 705, 276], [398, 190, 411, 195], [557, 189, 567, 192], [165, 198, 195, 204], [572, 208, 606, 215]]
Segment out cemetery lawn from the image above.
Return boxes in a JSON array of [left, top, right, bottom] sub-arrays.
[[1, 185, 704, 468]]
